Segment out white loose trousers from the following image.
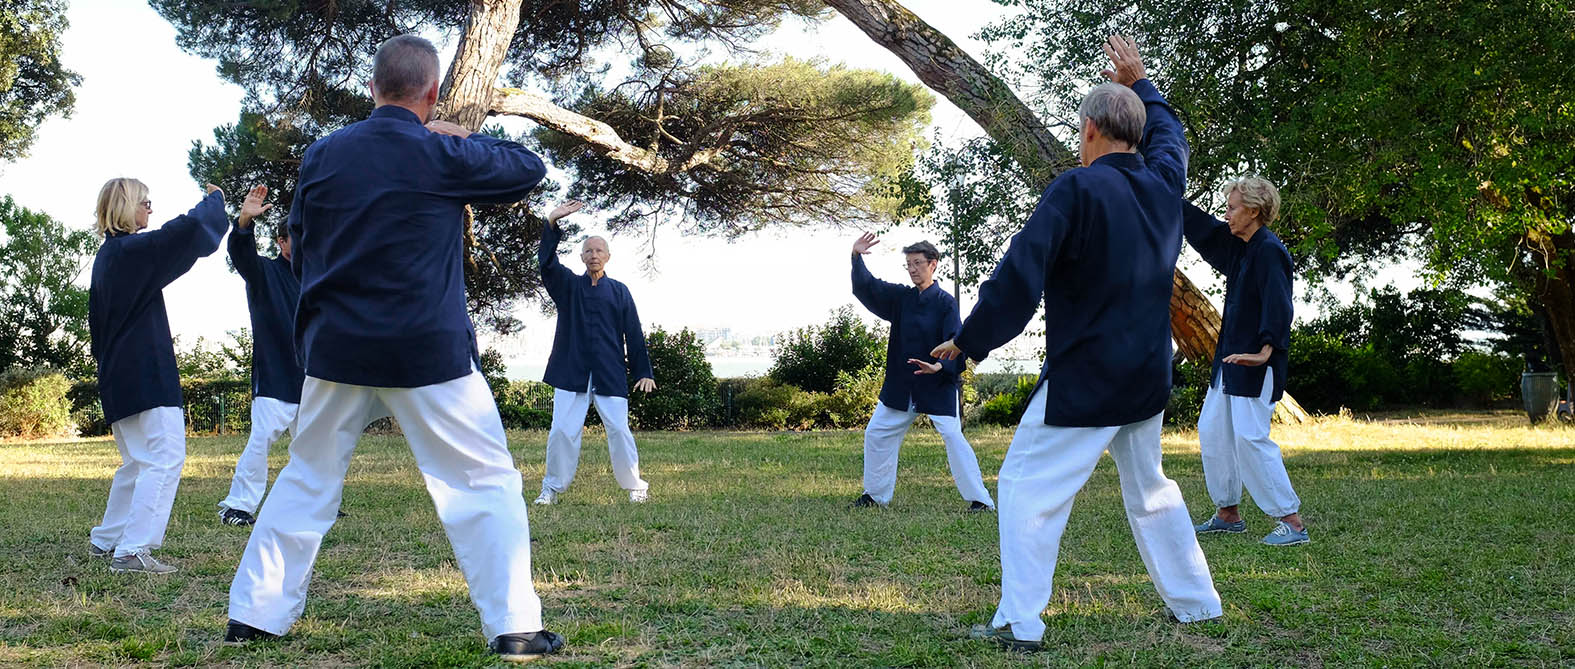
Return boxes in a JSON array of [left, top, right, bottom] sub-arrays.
[[1197, 369, 1300, 518], [89, 406, 187, 557], [218, 396, 298, 514], [541, 382, 648, 494], [861, 400, 993, 507], [991, 383, 1221, 641], [228, 368, 544, 641]]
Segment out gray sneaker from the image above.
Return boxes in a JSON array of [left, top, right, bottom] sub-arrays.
[[1195, 515, 1247, 534], [109, 551, 178, 574], [1261, 521, 1310, 546], [89, 542, 114, 560], [968, 624, 1042, 651]]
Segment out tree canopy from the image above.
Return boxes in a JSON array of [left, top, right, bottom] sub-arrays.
[[0, 0, 80, 163]]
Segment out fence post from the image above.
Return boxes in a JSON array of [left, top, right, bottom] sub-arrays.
[[218, 391, 225, 436]]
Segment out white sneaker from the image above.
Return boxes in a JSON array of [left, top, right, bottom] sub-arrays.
[[629, 489, 649, 503], [109, 550, 177, 575], [533, 490, 557, 505]]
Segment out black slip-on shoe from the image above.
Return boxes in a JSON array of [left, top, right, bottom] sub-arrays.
[[223, 619, 279, 644], [851, 493, 879, 508], [968, 501, 995, 513], [969, 624, 1042, 651], [489, 629, 565, 663]]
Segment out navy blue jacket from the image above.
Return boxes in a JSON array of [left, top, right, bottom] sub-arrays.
[[288, 105, 546, 387], [953, 79, 1188, 428], [90, 191, 229, 424], [538, 220, 653, 397], [851, 254, 963, 416], [228, 225, 304, 403], [1182, 201, 1293, 401]]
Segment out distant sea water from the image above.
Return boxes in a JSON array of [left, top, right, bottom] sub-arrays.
[[506, 356, 1033, 382]]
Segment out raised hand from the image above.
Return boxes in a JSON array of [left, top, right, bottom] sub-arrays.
[[204, 183, 224, 198], [852, 232, 880, 255], [425, 120, 473, 139], [1100, 35, 1147, 87], [931, 339, 963, 361], [908, 358, 941, 375], [549, 199, 586, 223], [633, 377, 657, 393], [237, 185, 274, 228]]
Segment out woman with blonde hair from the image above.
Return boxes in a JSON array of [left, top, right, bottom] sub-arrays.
[[87, 178, 230, 573], [1182, 176, 1308, 547]]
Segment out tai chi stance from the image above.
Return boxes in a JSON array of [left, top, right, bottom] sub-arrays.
[[849, 235, 994, 512], [217, 186, 303, 527], [534, 199, 656, 505], [88, 178, 229, 574], [224, 35, 563, 661], [1183, 178, 1308, 546], [934, 36, 1222, 650]]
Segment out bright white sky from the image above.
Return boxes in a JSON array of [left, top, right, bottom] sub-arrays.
[[0, 0, 1425, 379]]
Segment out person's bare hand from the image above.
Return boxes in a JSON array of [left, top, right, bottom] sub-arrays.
[[633, 377, 657, 393], [852, 232, 880, 255], [237, 185, 273, 228], [1100, 35, 1147, 87], [1224, 345, 1273, 367], [931, 339, 963, 361], [908, 358, 941, 375], [549, 199, 586, 223], [425, 120, 473, 139], [204, 183, 224, 198]]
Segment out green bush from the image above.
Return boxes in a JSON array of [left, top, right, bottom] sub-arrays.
[[68, 380, 106, 436], [495, 379, 556, 430], [973, 375, 1038, 427], [180, 378, 252, 435], [734, 377, 827, 430], [1166, 359, 1212, 427], [769, 305, 886, 394], [1454, 351, 1522, 407], [0, 367, 75, 439], [630, 327, 721, 430], [825, 365, 883, 428]]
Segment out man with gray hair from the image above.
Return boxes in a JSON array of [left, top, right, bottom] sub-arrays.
[[223, 34, 564, 662], [532, 199, 656, 506], [933, 36, 1222, 650], [1182, 177, 1307, 546]]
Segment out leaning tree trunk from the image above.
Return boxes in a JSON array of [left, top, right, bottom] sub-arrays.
[[825, 0, 1310, 423], [436, 0, 525, 131]]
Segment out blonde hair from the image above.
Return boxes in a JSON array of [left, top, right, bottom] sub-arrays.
[[95, 178, 148, 236], [1225, 176, 1281, 226]]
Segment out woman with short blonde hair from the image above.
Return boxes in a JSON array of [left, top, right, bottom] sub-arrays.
[[87, 178, 231, 574], [1224, 176, 1281, 227]]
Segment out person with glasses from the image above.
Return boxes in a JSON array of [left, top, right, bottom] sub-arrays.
[[848, 233, 994, 512], [532, 198, 656, 506], [87, 178, 229, 574]]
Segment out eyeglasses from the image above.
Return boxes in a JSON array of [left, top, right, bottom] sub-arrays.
[[139, 200, 152, 209], [904, 260, 933, 269]]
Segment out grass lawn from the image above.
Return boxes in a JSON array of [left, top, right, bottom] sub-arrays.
[[1, 413, 1572, 667]]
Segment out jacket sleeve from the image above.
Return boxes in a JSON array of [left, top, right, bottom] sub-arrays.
[[434, 133, 547, 205], [538, 220, 574, 304], [851, 253, 903, 322], [623, 288, 654, 381], [1131, 78, 1189, 194], [1256, 244, 1294, 352], [132, 190, 229, 289], [938, 294, 965, 378], [287, 184, 305, 280], [227, 223, 261, 282], [953, 179, 1073, 360], [1181, 200, 1236, 275]]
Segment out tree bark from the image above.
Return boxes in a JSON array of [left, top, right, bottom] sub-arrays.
[[826, 0, 1309, 423], [435, 0, 525, 131], [1533, 231, 1575, 390]]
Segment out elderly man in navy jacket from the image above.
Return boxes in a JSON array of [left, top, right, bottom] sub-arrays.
[[1183, 178, 1308, 547], [933, 36, 1221, 650], [532, 199, 656, 506], [849, 235, 994, 512], [224, 35, 564, 662], [215, 186, 304, 528]]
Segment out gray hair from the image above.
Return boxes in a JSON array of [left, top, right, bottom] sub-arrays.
[[582, 235, 609, 252], [372, 35, 439, 102], [1226, 176, 1282, 225], [901, 240, 940, 262], [1078, 82, 1146, 148]]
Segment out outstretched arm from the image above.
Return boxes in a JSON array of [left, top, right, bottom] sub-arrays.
[[138, 186, 229, 289], [427, 121, 547, 204], [1102, 35, 1188, 193], [227, 185, 274, 282], [537, 200, 583, 302], [1181, 200, 1236, 274]]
